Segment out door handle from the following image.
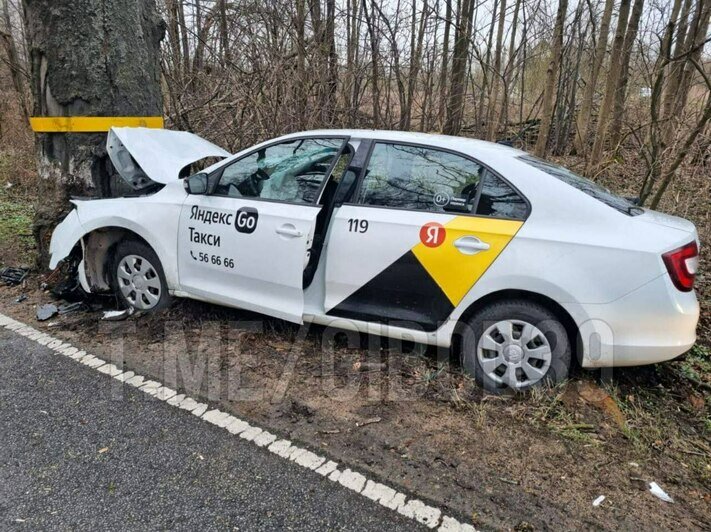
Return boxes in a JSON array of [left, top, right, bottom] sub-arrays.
[[276, 224, 303, 238], [453, 236, 490, 255]]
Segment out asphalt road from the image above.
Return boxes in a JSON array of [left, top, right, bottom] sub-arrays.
[[0, 327, 424, 531]]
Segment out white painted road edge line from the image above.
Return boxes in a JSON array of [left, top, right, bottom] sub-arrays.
[[0, 313, 477, 532]]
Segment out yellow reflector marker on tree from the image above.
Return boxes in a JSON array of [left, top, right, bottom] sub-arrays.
[[29, 116, 164, 133]]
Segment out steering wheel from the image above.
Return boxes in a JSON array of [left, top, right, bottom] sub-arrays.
[[236, 168, 271, 197], [254, 167, 271, 181]]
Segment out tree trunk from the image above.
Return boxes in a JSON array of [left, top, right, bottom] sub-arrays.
[[671, 0, 711, 123], [218, 0, 230, 62], [573, 0, 614, 155], [295, 0, 307, 126], [476, 0, 496, 136], [437, 0, 452, 129], [497, 0, 521, 135], [485, 0, 507, 140], [609, 0, 645, 149], [533, 0, 568, 157], [166, 0, 182, 73], [586, 0, 632, 173], [176, 0, 189, 75], [22, 0, 164, 266], [1, 0, 29, 120], [660, 0, 692, 131], [363, 0, 381, 127], [443, 0, 474, 135], [404, 0, 427, 131], [326, 0, 338, 124]]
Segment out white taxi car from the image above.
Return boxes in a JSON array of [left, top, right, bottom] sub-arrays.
[[49, 128, 701, 391]]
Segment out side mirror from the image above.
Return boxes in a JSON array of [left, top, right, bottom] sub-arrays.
[[184, 173, 208, 195], [333, 169, 358, 207]]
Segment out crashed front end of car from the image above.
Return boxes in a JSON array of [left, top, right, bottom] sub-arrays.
[[48, 127, 230, 292]]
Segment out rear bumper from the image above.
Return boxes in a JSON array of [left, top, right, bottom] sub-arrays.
[[563, 274, 699, 368]]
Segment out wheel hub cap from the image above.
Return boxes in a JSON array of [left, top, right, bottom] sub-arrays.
[[116, 254, 162, 310], [475, 319, 553, 389], [503, 344, 524, 363]]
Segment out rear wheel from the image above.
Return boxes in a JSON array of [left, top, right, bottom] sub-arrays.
[[111, 240, 171, 312], [460, 300, 571, 393]]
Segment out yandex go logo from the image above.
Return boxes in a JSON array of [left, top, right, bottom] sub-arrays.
[[235, 207, 258, 234], [419, 222, 446, 248]]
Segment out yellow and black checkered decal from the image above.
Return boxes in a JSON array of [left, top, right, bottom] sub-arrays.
[[327, 217, 523, 330]]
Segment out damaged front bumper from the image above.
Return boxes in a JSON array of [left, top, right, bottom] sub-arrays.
[[48, 207, 84, 270]]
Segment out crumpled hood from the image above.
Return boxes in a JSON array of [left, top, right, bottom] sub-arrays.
[[107, 127, 230, 188]]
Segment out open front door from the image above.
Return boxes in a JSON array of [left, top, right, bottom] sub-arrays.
[[177, 136, 348, 323], [178, 196, 320, 322]]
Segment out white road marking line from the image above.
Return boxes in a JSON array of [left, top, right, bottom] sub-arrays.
[[0, 313, 477, 531]]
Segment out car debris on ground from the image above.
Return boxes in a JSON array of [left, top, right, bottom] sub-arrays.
[[58, 301, 87, 315], [593, 495, 606, 507], [1, 267, 29, 286], [36, 300, 91, 321], [101, 307, 135, 321], [36, 303, 59, 321], [648, 482, 674, 503]]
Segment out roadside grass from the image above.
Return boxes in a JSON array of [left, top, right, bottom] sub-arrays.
[[678, 344, 711, 386], [0, 190, 35, 267], [0, 150, 37, 267]]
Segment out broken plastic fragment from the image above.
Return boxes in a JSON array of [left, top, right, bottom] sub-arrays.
[[102, 308, 135, 321], [36, 304, 58, 321], [58, 301, 86, 315], [649, 482, 673, 503], [1, 266, 29, 285]]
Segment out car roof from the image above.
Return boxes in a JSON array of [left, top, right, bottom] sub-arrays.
[[281, 129, 526, 158]]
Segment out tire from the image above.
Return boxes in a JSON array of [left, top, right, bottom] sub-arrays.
[[459, 299, 571, 393], [111, 240, 172, 312]]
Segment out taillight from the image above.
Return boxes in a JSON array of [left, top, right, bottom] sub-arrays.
[[662, 241, 698, 292]]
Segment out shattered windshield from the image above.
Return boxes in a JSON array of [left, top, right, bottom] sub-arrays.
[[214, 138, 344, 203]]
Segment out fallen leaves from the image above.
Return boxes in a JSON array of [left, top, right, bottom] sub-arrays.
[[576, 381, 627, 429]]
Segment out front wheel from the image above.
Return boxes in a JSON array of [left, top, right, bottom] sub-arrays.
[[460, 300, 571, 393], [111, 240, 172, 312]]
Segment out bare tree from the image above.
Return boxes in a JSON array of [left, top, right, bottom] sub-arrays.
[[0, 0, 28, 120], [22, 0, 164, 264], [573, 0, 614, 155], [443, 0, 474, 135], [609, 0, 645, 149], [587, 0, 632, 172], [534, 0, 568, 156], [485, 0, 507, 140]]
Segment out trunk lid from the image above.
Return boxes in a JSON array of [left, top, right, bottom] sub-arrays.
[[107, 127, 230, 190], [637, 208, 697, 235]]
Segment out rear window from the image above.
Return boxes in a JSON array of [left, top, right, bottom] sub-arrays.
[[518, 155, 640, 215]]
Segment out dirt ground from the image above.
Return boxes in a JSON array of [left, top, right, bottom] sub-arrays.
[[0, 280, 708, 531]]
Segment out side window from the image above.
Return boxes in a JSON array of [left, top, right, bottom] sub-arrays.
[[213, 138, 343, 204], [356, 143, 484, 213], [476, 172, 528, 220]]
